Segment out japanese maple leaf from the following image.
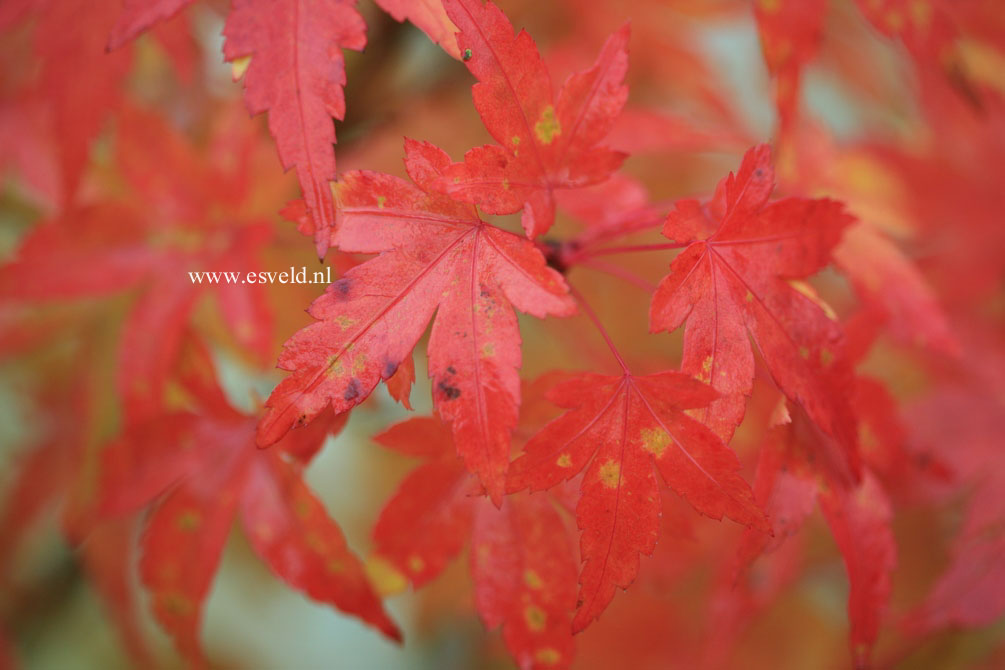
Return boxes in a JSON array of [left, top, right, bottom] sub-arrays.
[[107, 0, 195, 50], [507, 370, 767, 632], [257, 139, 575, 504], [734, 407, 896, 668], [99, 345, 398, 664], [649, 144, 857, 454], [753, 0, 827, 134], [0, 105, 274, 423], [904, 359, 1005, 634], [368, 417, 577, 669], [436, 0, 629, 238], [0, 346, 155, 666], [223, 0, 367, 257], [1, 0, 131, 206]]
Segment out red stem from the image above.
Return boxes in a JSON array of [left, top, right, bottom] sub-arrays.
[[587, 242, 687, 257], [569, 284, 630, 374], [582, 259, 657, 293]]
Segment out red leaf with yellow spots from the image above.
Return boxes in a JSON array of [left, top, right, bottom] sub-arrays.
[[649, 144, 858, 455], [99, 365, 398, 663], [369, 416, 578, 669], [436, 0, 628, 238], [257, 139, 575, 504], [508, 370, 767, 632]]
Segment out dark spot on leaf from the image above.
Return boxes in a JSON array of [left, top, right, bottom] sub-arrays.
[[438, 381, 461, 400], [344, 378, 361, 401], [332, 278, 351, 299], [383, 360, 398, 378], [447, 366, 456, 375]]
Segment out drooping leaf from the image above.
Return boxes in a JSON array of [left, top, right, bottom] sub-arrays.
[[223, 0, 367, 257]]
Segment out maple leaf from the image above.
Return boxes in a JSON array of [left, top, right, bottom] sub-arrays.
[[369, 416, 578, 669], [2, 0, 132, 206], [223, 0, 367, 258], [257, 139, 575, 504], [0, 346, 156, 666], [107, 0, 195, 51], [436, 0, 629, 238], [508, 370, 767, 632], [0, 105, 274, 423], [734, 405, 896, 668], [649, 144, 858, 455], [753, 0, 827, 133], [903, 363, 1005, 634], [99, 341, 398, 663]]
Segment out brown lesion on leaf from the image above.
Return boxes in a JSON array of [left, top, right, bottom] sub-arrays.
[[343, 377, 362, 401]]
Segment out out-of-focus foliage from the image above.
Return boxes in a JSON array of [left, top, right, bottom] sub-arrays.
[[1, 0, 1003, 669]]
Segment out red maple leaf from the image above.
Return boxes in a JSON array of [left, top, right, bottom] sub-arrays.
[[99, 338, 398, 663], [436, 0, 629, 238], [649, 144, 857, 456], [0, 105, 275, 423], [257, 139, 575, 504], [753, 0, 827, 133], [223, 0, 367, 258], [734, 404, 896, 668], [107, 0, 195, 50], [508, 369, 767, 632], [369, 416, 578, 669]]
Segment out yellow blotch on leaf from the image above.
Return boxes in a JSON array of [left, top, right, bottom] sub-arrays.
[[758, 0, 781, 13], [524, 569, 543, 590], [524, 605, 547, 632], [598, 460, 620, 488], [909, 0, 931, 30], [366, 556, 408, 596], [230, 56, 251, 81], [536, 648, 561, 665], [641, 427, 672, 458], [556, 453, 572, 468], [176, 510, 201, 531], [408, 554, 425, 573], [534, 105, 561, 145]]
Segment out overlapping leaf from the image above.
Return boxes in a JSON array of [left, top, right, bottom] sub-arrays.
[[369, 417, 578, 669], [436, 0, 629, 237], [508, 370, 766, 631], [649, 144, 857, 457], [99, 342, 397, 663], [258, 139, 575, 504]]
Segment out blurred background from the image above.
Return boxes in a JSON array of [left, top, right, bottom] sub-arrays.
[[1, 0, 1004, 668]]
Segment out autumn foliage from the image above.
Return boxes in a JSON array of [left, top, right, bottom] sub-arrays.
[[1, 0, 1004, 668]]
